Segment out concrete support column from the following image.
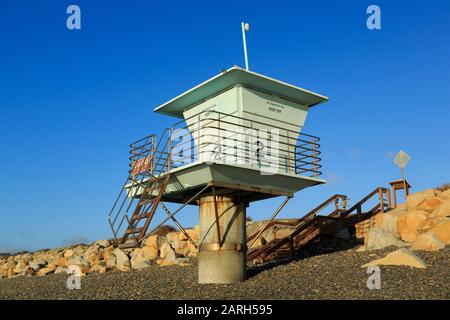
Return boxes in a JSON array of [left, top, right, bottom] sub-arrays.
[[198, 195, 247, 284]]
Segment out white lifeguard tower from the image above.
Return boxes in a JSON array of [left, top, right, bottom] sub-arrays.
[[108, 66, 328, 283]]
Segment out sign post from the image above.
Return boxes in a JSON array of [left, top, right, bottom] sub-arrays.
[[393, 150, 411, 199]]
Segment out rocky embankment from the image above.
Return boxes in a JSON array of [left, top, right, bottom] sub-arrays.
[[0, 226, 201, 279], [355, 187, 450, 267]]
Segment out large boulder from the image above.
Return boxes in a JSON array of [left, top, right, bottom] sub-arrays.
[[410, 231, 445, 251], [166, 232, 181, 249], [160, 243, 176, 261], [130, 248, 151, 269], [144, 235, 168, 249], [362, 248, 427, 268], [436, 199, 450, 218], [418, 196, 444, 212], [407, 189, 437, 209], [431, 220, 450, 244], [397, 210, 429, 242], [13, 260, 27, 274], [364, 227, 408, 251], [112, 248, 130, 268], [376, 208, 406, 235]]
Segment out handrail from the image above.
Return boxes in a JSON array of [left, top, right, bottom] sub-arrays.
[[128, 109, 322, 178], [247, 194, 347, 260]]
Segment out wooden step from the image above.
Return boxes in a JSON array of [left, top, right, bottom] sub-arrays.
[[125, 227, 143, 235]]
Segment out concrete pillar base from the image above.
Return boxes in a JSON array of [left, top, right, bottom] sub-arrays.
[[198, 195, 247, 284]]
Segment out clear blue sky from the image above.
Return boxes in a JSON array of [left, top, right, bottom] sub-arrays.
[[1, 0, 449, 252]]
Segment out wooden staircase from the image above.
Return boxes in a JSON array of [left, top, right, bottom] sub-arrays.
[[247, 187, 392, 263]]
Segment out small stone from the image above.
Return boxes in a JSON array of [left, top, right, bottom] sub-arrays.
[[90, 263, 107, 273], [37, 265, 56, 276], [116, 264, 130, 272], [362, 248, 427, 269], [93, 240, 111, 248], [64, 249, 74, 258]]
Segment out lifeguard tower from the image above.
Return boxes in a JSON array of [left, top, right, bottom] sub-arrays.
[[108, 66, 328, 283]]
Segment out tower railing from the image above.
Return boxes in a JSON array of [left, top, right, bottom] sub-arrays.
[[137, 109, 323, 178]]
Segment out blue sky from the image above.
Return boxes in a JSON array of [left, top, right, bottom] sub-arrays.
[[0, 0, 449, 252]]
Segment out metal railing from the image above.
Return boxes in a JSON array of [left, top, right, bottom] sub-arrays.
[[129, 110, 322, 178], [108, 128, 173, 245]]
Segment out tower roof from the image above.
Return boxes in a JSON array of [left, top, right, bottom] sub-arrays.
[[154, 66, 328, 118]]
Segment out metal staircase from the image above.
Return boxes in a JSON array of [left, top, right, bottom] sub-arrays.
[[247, 187, 392, 263], [108, 129, 173, 248]]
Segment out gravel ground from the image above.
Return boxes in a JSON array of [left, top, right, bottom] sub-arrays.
[[0, 247, 449, 300]]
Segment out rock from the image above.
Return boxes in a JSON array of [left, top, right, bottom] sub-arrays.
[[431, 220, 450, 244], [377, 208, 405, 235], [160, 243, 176, 261], [411, 231, 445, 251], [93, 240, 110, 248], [29, 259, 46, 270], [68, 256, 89, 267], [112, 248, 130, 268], [116, 264, 130, 272], [362, 248, 427, 269], [156, 258, 177, 267], [64, 249, 74, 258], [54, 267, 67, 274], [13, 260, 27, 274], [144, 235, 167, 249], [274, 228, 293, 239], [418, 196, 444, 212], [106, 256, 116, 268], [364, 227, 408, 250], [37, 265, 57, 276], [55, 257, 69, 267], [436, 199, 450, 218], [130, 248, 151, 269], [166, 232, 181, 249], [407, 189, 436, 209], [186, 241, 198, 254], [86, 251, 100, 266], [141, 245, 158, 260], [397, 210, 429, 242], [90, 263, 107, 273], [175, 246, 190, 257]]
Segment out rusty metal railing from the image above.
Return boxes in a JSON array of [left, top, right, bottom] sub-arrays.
[[129, 110, 322, 179]]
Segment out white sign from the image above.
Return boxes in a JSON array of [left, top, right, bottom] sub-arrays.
[[394, 150, 411, 169]]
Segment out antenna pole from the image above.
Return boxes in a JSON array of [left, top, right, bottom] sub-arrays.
[[241, 22, 249, 70]]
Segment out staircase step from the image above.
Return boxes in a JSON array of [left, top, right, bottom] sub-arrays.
[[131, 212, 149, 221], [125, 227, 144, 235]]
